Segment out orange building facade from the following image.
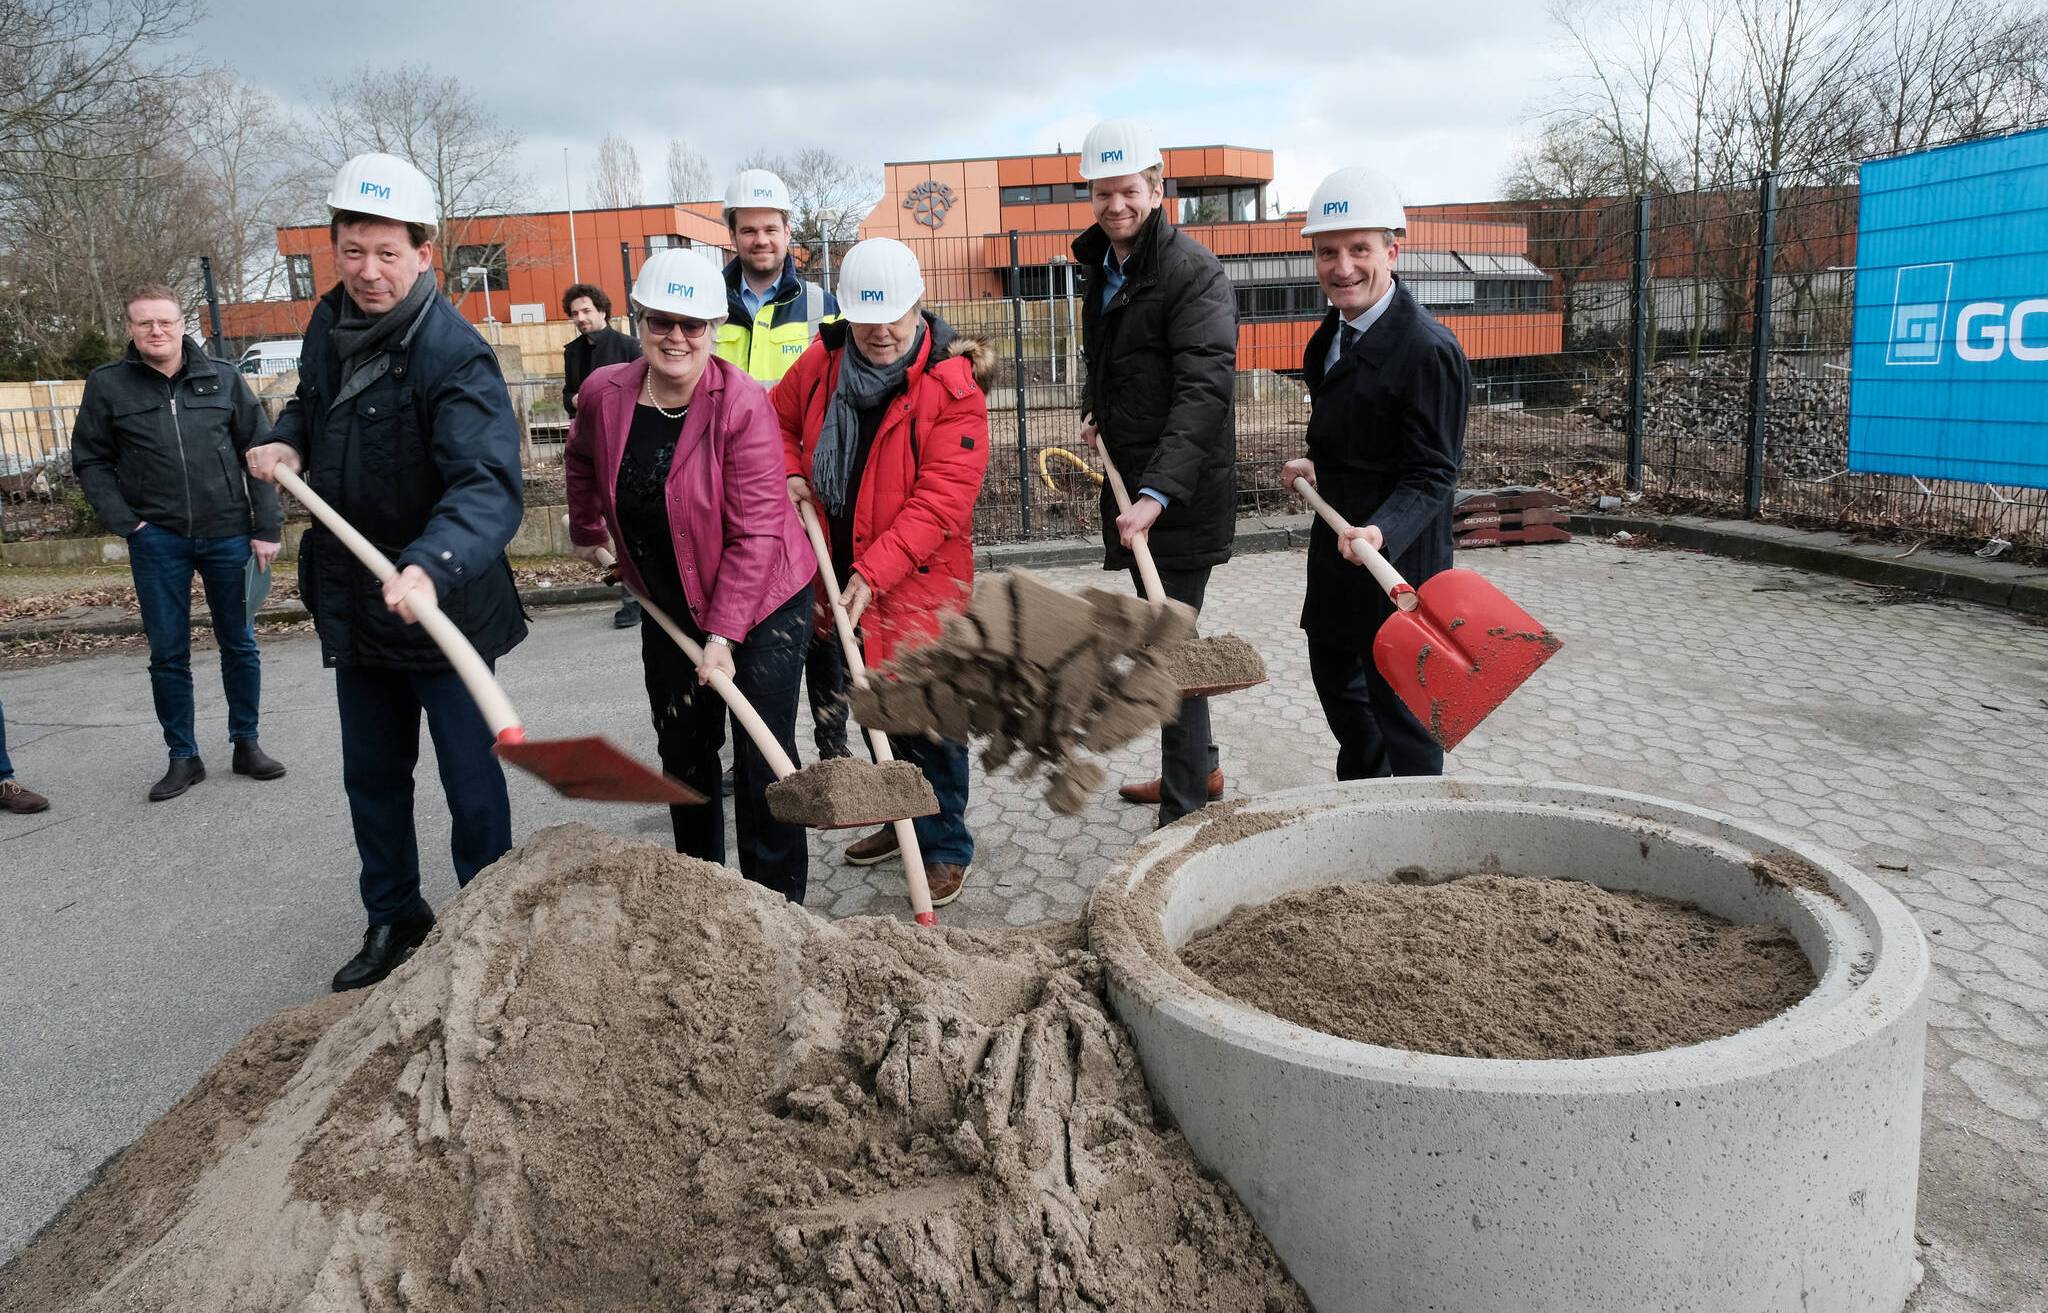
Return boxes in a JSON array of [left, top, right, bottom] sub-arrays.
[[222, 144, 1563, 378], [861, 145, 1563, 371]]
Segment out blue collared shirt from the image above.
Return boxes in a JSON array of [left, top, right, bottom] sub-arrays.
[[740, 277, 781, 320]]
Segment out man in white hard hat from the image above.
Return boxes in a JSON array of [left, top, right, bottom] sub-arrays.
[[245, 151, 529, 992], [1282, 166, 1467, 779], [717, 167, 851, 764], [1071, 117, 1239, 827]]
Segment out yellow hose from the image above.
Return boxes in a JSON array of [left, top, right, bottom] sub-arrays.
[[1038, 446, 1104, 494]]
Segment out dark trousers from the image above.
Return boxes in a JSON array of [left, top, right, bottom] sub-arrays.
[[1130, 563, 1219, 827], [885, 732, 973, 866], [129, 524, 260, 759], [806, 630, 851, 760], [1307, 631, 1445, 780], [641, 585, 810, 903], [0, 698, 13, 778], [335, 664, 513, 926]]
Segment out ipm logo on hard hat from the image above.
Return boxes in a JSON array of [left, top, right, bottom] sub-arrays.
[[1100, 149, 1123, 163], [667, 282, 695, 297], [359, 181, 393, 201], [1323, 200, 1349, 216], [859, 289, 887, 303], [752, 188, 774, 198]]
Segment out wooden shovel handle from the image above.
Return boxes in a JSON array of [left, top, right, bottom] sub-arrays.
[[590, 546, 801, 782], [795, 499, 938, 928], [1095, 445, 1168, 605], [1291, 476, 1418, 612], [277, 465, 526, 742]]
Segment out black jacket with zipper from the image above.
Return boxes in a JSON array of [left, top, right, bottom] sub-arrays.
[[562, 325, 639, 417], [267, 283, 527, 671], [71, 339, 282, 541], [1299, 281, 1469, 650], [1073, 206, 1238, 572]]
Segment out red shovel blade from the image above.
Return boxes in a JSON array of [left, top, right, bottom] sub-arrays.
[[1371, 568, 1562, 751], [494, 733, 703, 804]]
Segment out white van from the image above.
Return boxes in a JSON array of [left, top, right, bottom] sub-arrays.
[[237, 340, 302, 377]]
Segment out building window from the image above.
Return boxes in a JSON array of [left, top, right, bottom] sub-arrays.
[[287, 254, 314, 301], [1176, 185, 1263, 226], [1002, 183, 1078, 206], [452, 244, 508, 292], [647, 234, 685, 250], [1233, 283, 1324, 321]]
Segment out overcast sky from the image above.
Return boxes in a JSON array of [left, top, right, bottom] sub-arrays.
[[184, 0, 1574, 215]]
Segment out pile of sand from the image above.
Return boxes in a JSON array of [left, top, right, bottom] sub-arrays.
[[855, 572, 1194, 814], [2, 824, 1306, 1313], [1181, 872, 1816, 1060]]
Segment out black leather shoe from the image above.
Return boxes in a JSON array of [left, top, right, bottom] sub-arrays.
[[331, 912, 436, 992], [232, 739, 287, 780], [148, 756, 206, 802], [612, 595, 642, 629]]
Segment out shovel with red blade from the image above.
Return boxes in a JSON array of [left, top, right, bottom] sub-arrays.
[[1292, 477, 1561, 750], [276, 466, 700, 805]]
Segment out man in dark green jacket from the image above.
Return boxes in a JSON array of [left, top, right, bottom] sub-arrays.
[[246, 152, 527, 993], [72, 284, 287, 801], [1072, 117, 1238, 826]]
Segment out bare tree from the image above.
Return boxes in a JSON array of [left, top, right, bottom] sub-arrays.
[[0, 0, 196, 178], [665, 137, 712, 203], [1861, 0, 2048, 155], [186, 72, 318, 303], [736, 148, 880, 251], [589, 133, 642, 209], [303, 63, 527, 244]]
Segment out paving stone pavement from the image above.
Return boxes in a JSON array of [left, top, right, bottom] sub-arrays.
[[1, 538, 2043, 1307]]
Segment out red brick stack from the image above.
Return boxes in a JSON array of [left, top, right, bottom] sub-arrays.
[[1453, 487, 1572, 548]]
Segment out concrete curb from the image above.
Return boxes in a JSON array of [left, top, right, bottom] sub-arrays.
[[1571, 511, 2048, 616]]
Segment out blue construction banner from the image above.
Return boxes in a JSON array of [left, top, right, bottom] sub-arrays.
[[1849, 126, 2048, 488]]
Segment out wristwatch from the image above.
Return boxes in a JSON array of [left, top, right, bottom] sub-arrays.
[[705, 634, 731, 648]]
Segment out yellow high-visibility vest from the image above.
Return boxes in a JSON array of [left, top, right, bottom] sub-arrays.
[[715, 280, 833, 383]]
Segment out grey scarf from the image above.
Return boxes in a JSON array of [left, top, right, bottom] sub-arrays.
[[330, 272, 437, 378], [812, 322, 926, 516]]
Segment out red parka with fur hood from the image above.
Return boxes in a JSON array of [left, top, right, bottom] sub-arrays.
[[773, 314, 994, 667]]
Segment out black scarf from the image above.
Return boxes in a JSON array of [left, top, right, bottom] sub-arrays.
[[330, 272, 437, 377], [812, 321, 928, 517]]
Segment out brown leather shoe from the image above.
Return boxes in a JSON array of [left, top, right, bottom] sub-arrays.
[[926, 862, 971, 907], [844, 826, 900, 866], [1, 779, 49, 814], [1116, 769, 1225, 805]]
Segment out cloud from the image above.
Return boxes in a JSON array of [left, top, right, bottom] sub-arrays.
[[184, 0, 1570, 211]]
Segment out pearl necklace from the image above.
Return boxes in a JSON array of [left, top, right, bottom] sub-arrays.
[[643, 372, 688, 420]]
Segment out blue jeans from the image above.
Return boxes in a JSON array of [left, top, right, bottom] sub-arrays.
[[0, 698, 13, 779], [335, 664, 513, 925], [128, 524, 260, 759], [641, 585, 811, 903], [888, 733, 973, 867]]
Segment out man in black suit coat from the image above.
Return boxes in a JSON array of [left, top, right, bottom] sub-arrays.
[[1283, 168, 1469, 779], [561, 282, 643, 627]]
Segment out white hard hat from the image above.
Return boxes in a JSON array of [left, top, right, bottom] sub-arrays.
[[724, 168, 793, 218], [1300, 166, 1407, 238], [327, 152, 438, 229], [836, 238, 925, 323], [1078, 118, 1164, 181], [631, 248, 727, 320]]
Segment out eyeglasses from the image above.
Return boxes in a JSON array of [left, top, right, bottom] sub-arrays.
[[642, 313, 710, 340], [129, 319, 180, 333]]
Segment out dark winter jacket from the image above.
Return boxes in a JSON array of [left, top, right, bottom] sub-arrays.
[[1073, 206, 1237, 571], [562, 325, 639, 417], [267, 283, 527, 671], [1299, 281, 1469, 650], [72, 339, 282, 541]]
